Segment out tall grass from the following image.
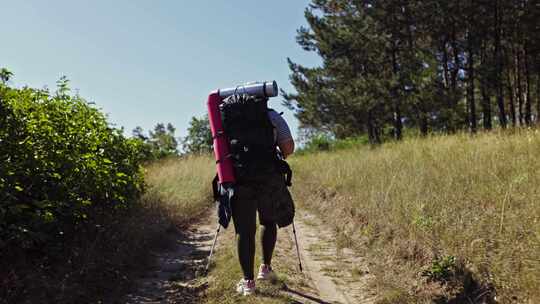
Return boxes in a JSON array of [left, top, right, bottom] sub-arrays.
[[289, 129, 540, 303], [141, 155, 215, 227]]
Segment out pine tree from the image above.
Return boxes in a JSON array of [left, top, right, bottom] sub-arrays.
[[286, 0, 540, 142]]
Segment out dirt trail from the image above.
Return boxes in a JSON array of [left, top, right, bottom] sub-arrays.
[[284, 212, 377, 304], [123, 213, 216, 304], [122, 209, 375, 304]]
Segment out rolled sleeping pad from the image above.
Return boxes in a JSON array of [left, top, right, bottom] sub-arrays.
[[207, 92, 235, 184], [218, 81, 278, 99]]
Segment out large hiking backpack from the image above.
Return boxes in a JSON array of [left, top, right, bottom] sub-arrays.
[[220, 94, 277, 180]]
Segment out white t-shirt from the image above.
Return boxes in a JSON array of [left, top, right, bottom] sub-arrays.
[[268, 109, 293, 144]]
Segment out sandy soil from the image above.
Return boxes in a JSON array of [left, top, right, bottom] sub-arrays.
[[122, 210, 376, 304], [122, 214, 216, 304], [282, 212, 377, 304]]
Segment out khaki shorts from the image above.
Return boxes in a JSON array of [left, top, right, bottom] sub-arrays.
[[231, 172, 295, 229]]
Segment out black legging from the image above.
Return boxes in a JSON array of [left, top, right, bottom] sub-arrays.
[[233, 203, 277, 280], [260, 223, 277, 266], [231, 172, 287, 280]]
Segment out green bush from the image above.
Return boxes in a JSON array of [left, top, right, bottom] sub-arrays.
[[0, 75, 144, 251], [299, 133, 369, 154], [303, 134, 333, 151]]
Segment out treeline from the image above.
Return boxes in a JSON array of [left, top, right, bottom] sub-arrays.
[[132, 123, 179, 160], [132, 115, 212, 158], [285, 0, 540, 143]]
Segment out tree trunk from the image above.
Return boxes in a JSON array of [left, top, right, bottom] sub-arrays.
[[480, 45, 493, 130], [451, 30, 460, 95], [450, 26, 461, 132], [415, 97, 428, 137], [537, 75, 540, 124], [494, 0, 507, 128], [467, 45, 477, 133], [442, 40, 456, 132], [516, 51, 524, 125], [420, 117, 428, 136], [393, 103, 403, 140], [524, 45, 532, 125], [367, 109, 381, 145], [442, 40, 451, 90], [419, 101, 429, 136], [506, 45, 517, 126], [507, 69, 517, 127], [390, 45, 402, 140], [481, 82, 492, 130]]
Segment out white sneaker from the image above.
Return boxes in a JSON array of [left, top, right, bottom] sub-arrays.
[[257, 264, 276, 280], [236, 278, 255, 296]]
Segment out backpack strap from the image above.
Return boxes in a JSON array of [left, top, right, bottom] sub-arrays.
[[212, 174, 219, 201], [277, 159, 293, 187]]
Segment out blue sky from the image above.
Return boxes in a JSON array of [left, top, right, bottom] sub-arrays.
[[0, 0, 320, 140]]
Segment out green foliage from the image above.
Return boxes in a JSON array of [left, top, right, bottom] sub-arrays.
[[0, 68, 13, 84], [131, 122, 179, 160], [423, 255, 457, 282], [412, 215, 433, 231], [303, 134, 333, 152], [0, 70, 144, 250], [182, 115, 212, 154], [287, 0, 540, 142], [149, 123, 179, 158], [298, 133, 369, 154]]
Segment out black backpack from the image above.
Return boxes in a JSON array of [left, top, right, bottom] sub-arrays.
[[220, 94, 277, 180]]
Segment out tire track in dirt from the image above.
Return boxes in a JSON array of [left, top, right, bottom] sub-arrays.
[[123, 212, 216, 304], [284, 212, 377, 304]]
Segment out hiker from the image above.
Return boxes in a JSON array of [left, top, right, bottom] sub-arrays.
[[219, 94, 296, 296]]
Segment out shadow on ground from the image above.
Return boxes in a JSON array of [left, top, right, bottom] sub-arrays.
[[121, 223, 215, 304], [284, 284, 334, 304]]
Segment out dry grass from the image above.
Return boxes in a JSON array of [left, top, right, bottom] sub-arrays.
[[202, 226, 292, 304], [141, 154, 215, 228], [289, 129, 540, 303]]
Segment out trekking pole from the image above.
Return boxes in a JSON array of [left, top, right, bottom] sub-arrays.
[[205, 223, 221, 274], [292, 221, 303, 272]]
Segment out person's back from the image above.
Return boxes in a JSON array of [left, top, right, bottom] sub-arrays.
[[221, 94, 295, 296]]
